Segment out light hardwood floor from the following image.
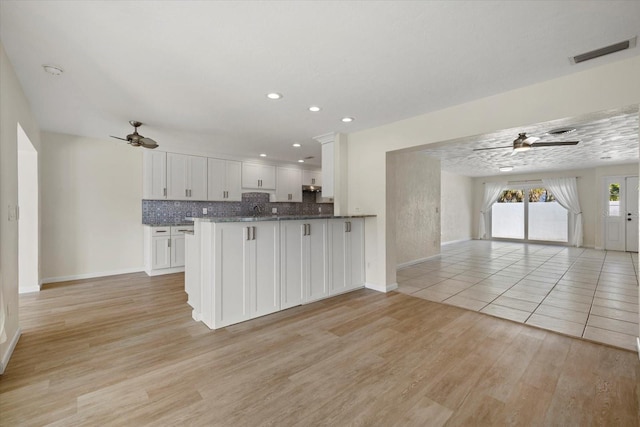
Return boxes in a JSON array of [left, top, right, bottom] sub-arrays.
[[1, 272, 638, 426]]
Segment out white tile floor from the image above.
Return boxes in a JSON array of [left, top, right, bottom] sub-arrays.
[[396, 240, 639, 351]]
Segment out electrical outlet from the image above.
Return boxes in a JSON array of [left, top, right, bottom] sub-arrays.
[[272, 207, 277, 214], [318, 207, 322, 213], [202, 208, 207, 215]]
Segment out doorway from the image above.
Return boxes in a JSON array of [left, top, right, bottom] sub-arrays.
[[17, 123, 39, 293], [603, 176, 638, 252]]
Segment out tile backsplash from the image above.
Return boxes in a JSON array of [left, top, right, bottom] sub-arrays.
[[142, 192, 333, 224]]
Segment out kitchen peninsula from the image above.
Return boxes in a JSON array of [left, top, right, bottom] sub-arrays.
[[185, 214, 373, 329]]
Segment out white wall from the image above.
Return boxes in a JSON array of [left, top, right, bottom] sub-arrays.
[[345, 55, 640, 290], [0, 42, 42, 373], [391, 152, 440, 267], [441, 171, 474, 244], [40, 132, 144, 282], [18, 124, 39, 293]]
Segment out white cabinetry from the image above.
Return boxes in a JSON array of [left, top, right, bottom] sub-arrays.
[[275, 167, 302, 202], [302, 170, 322, 187], [167, 153, 207, 200], [280, 220, 328, 309], [143, 151, 167, 199], [328, 218, 365, 295], [201, 221, 280, 329], [144, 225, 194, 276], [242, 163, 276, 190], [208, 158, 242, 201]]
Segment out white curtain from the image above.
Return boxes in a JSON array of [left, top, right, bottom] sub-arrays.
[[543, 177, 583, 247], [478, 182, 507, 239]]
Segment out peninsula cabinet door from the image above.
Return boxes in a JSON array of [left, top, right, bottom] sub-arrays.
[[250, 222, 281, 317], [328, 218, 365, 295], [213, 223, 251, 328], [213, 222, 280, 328]]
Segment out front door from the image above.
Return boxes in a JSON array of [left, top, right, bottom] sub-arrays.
[[625, 176, 638, 252], [604, 176, 638, 252]]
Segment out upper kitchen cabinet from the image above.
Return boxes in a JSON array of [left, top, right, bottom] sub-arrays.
[[143, 151, 167, 199], [167, 153, 207, 200], [208, 158, 242, 201], [275, 167, 302, 202], [302, 170, 322, 187], [242, 163, 276, 190]]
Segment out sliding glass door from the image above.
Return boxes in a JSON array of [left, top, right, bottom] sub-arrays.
[[492, 187, 568, 243]]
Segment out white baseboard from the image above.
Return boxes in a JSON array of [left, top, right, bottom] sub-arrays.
[[41, 267, 144, 285], [192, 310, 202, 322], [365, 282, 398, 293], [19, 286, 41, 294], [0, 327, 21, 375], [397, 255, 440, 269], [144, 267, 185, 277], [441, 238, 472, 246]]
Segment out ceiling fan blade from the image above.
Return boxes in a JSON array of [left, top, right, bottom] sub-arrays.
[[530, 141, 579, 147], [110, 135, 128, 141], [472, 145, 513, 151], [140, 137, 159, 149]]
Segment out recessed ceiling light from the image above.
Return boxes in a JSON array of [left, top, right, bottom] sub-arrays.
[[266, 93, 282, 100], [341, 117, 354, 123], [260, 153, 267, 157], [298, 159, 304, 163], [499, 166, 513, 172], [42, 64, 64, 75], [292, 143, 301, 147], [309, 106, 321, 112]]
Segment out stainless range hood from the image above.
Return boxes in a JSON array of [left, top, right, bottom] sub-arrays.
[[302, 185, 322, 193]]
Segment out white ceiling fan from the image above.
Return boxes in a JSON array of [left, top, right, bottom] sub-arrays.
[[473, 132, 579, 155], [110, 121, 159, 149]]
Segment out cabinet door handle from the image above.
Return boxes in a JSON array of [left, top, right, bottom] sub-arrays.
[[312, 178, 315, 184], [247, 227, 251, 241], [307, 223, 311, 235], [168, 239, 171, 247], [252, 226, 257, 240], [163, 188, 167, 197], [345, 222, 349, 232], [156, 230, 167, 233]]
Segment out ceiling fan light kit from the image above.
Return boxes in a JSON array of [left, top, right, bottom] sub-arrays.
[[110, 121, 159, 149]]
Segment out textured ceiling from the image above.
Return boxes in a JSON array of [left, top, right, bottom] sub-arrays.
[[420, 106, 639, 177], [0, 1, 639, 167]]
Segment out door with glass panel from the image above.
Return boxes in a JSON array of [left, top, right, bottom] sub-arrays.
[[604, 176, 638, 252], [492, 187, 568, 243]]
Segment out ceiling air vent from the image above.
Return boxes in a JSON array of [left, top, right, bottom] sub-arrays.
[[570, 36, 637, 64]]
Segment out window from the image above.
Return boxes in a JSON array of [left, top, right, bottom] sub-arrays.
[[492, 187, 568, 243], [608, 182, 620, 216], [492, 189, 524, 239]]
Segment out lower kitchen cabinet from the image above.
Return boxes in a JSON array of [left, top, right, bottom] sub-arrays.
[[144, 225, 194, 276], [280, 220, 328, 309], [328, 218, 365, 295], [203, 221, 280, 329], [193, 217, 365, 329]]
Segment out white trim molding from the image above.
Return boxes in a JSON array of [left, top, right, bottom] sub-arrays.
[[0, 327, 21, 375], [18, 286, 41, 294], [41, 267, 144, 285], [636, 337, 640, 361], [397, 255, 440, 269], [365, 282, 398, 293], [441, 238, 472, 246]]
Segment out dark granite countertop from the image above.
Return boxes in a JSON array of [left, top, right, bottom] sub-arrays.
[[185, 214, 375, 223]]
